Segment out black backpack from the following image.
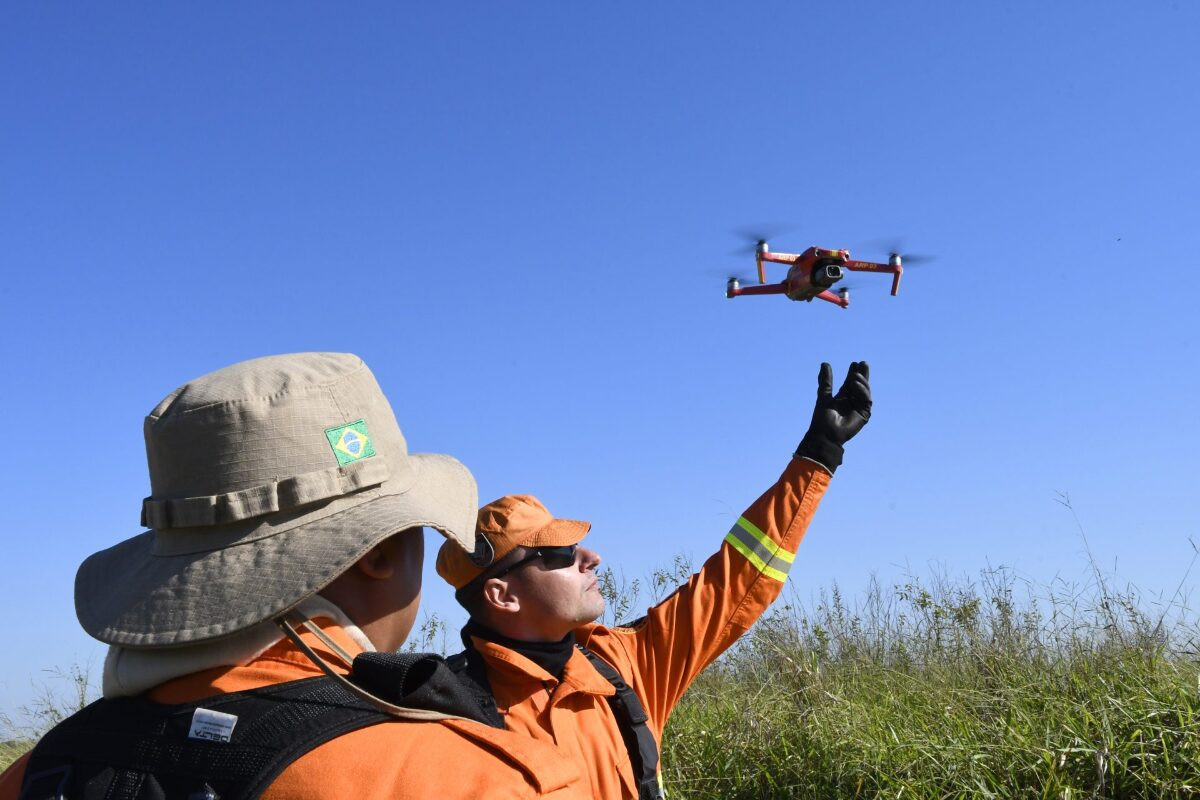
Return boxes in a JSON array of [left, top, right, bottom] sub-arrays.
[[18, 651, 498, 800]]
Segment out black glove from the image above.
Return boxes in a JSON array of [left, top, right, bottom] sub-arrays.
[[794, 361, 872, 474]]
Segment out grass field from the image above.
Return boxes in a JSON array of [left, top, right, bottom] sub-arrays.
[[4, 564, 1198, 797], [1, 663, 91, 773], [661, 568, 1200, 798]]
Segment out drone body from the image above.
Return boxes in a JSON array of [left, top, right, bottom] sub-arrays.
[[726, 240, 905, 310]]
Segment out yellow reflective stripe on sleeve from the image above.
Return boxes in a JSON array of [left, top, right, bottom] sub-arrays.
[[735, 516, 796, 567], [723, 516, 794, 582], [725, 533, 790, 582]]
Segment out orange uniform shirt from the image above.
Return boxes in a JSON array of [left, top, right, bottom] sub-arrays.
[[0, 621, 589, 799], [472, 457, 831, 799]]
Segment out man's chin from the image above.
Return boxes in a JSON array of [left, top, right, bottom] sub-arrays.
[[586, 598, 606, 623]]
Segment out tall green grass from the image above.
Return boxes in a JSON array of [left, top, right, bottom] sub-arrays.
[[1, 664, 92, 772], [660, 567, 1200, 798]]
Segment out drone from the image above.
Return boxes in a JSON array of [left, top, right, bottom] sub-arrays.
[[725, 239, 924, 309]]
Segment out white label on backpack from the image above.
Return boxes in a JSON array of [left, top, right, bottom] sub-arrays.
[[188, 707, 238, 743]]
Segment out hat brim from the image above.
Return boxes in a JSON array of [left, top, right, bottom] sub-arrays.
[[76, 453, 476, 648], [525, 518, 590, 550]]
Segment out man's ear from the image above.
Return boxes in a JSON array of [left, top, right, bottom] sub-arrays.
[[481, 577, 521, 615], [354, 544, 395, 580]]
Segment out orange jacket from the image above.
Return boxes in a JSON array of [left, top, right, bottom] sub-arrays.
[[0, 620, 589, 799], [470, 457, 831, 799]]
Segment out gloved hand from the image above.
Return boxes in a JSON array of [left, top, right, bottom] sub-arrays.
[[794, 361, 871, 474]]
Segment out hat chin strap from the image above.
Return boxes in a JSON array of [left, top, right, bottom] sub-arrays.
[[273, 612, 467, 723]]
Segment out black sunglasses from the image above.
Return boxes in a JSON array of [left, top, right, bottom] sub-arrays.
[[490, 544, 578, 580]]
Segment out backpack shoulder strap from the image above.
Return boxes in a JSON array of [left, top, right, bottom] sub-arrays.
[[575, 645, 664, 800]]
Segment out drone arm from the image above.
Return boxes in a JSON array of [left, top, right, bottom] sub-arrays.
[[757, 250, 805, 284], [842, 259, 892, 273], [816, 289, 849, 309], [759, 252, 803, 265], [728, 281, 789, 297], [842, 259, 903, 296]]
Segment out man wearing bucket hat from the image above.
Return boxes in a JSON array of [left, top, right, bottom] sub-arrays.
[[437, 361, 872, 800], [1, 353, 588, 799]]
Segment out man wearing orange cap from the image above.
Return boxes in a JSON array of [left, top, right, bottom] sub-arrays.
[[437, 361, 872, 799]]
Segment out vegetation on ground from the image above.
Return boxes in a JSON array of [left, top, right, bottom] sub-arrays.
[[658, 564, 1199, 799], [1, 663, 92, 772]]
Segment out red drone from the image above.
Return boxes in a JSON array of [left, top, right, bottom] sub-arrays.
[[726, 239, 925, 309]]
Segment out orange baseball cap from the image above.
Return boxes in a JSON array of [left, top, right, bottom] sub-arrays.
[[436, 494, 590, 589]]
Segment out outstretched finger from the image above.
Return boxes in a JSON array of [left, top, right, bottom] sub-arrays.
[[817, 362, 834, 400], [848, 366, 872, 414], [840, 362, 869, 395]]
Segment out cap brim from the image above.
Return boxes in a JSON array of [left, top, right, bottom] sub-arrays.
[[527, 518, 590, 549], [76, 453, 477, 648]]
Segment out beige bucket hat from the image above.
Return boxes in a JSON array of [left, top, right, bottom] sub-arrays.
[[75, 352, 479, 649]]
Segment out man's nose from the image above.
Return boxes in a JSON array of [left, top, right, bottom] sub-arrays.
[[577, 546, 602, 570]]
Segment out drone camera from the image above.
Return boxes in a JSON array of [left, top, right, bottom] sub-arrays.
[[814, 264, 843, 287]]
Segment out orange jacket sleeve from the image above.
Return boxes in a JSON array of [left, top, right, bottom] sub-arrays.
[[580, 457, 831, 738]]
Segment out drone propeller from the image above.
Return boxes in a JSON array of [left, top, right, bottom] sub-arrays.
[[861, 237, 938, 266], [703, 266, 758, 281], [892, 252, 937, 266], [723, 274, 756, 298], [729, 223, 795, 256]]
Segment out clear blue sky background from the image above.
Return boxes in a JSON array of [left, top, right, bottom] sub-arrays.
[[3, 2, 1198, 718]]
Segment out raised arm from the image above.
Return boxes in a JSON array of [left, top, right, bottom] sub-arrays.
[[581, 362, 872, 736]]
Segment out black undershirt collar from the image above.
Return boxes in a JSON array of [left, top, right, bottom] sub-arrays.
[[462, 619, 575, 680]]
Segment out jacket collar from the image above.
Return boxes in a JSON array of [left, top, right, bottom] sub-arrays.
[[461, 619, 576, 679], [468, 635, 615, 698]]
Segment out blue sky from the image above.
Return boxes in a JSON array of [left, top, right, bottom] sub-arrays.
[[2, 2, 1198, 717]]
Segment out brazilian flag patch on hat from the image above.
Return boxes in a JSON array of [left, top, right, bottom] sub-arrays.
[[324, 420, 376, 466]]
